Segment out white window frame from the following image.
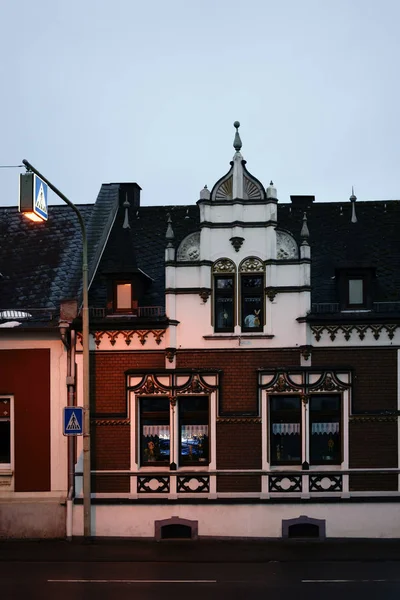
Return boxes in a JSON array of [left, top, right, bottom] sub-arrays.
[[130, 392, 217, 475], [262, 388, 350, 472]]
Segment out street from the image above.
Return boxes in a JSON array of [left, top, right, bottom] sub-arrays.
[[1, 540, 400, 599]]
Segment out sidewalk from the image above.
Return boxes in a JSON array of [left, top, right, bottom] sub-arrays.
[[1, 538, 400, 563]]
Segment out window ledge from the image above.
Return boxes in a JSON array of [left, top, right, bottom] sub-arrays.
[[204, 334, 274, 340]]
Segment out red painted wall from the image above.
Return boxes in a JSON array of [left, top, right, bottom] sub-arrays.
[[0, 349, 50, 492]]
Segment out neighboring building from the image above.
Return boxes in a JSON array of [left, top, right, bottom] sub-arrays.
[[1, 123, 400, 539]]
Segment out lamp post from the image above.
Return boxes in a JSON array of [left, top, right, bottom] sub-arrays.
[[21, 160, 91, 538]]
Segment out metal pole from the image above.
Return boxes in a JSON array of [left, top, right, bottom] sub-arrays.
[[22, 160, 91, 538]]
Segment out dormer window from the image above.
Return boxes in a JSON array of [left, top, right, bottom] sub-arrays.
[[337, 268, 374, 310], [348, 278, 364, 306], [114, 281, 137, 314]]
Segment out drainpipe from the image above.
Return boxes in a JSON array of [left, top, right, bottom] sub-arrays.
[[66, 485, 74, 541], [62, 327, 77, 541]]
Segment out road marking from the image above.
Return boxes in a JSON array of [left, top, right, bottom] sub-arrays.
[[48, 579, 217, 584], [302, 579, 391, 583]]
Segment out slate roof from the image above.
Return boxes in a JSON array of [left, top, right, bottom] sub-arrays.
[[277, 199, 400, 306], [0, 183, 119, 324], [1, 177, 399, 328]]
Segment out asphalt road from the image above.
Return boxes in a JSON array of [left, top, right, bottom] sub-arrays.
[[2, 557, 400, 599]]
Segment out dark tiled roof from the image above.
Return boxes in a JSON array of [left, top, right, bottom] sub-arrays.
[[89, 203, 200, 308], [278, 200, 400, 304], [0, 183, 119, 320], [2, 180, 399, 326]]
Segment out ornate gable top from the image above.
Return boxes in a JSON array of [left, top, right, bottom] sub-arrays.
[[210, 122, 266, 202]]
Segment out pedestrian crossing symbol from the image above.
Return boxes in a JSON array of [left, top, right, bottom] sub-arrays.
[[63, 407, 83, 436], [33, 175, 48, 221]]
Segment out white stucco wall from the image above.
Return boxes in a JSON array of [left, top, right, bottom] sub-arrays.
[[72, 501, 400, 539]]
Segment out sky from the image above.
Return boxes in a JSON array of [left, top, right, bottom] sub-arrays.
[[1, 0, 400, 208]]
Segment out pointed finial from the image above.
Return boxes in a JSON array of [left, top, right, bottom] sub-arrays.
[[199, 184, 210, 200], [266, 180, 277, 199], [233, 121, 242, 152], [165, 212, 175, 247], [301, 212, 310, 244], [350, 186, 357, 223], [185, 209, 190, 219], [122, 193, 131, 229], [136, 210, 140, 219]]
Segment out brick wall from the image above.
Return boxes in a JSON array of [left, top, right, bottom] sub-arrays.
[[91, 351, 164, 415], [312, 347, 397, 412], [177, 349, 300, 414]]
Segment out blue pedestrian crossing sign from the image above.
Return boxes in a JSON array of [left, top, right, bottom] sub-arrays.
[[63, 407, 83, 436], [34, 175, 48, 221]]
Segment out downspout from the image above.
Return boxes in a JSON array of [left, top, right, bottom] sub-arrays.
[[61, 326, 77, 541]]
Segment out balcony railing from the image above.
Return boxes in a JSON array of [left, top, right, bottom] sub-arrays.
[[88, 306, 166, 319], [311, 302, 400, 314]]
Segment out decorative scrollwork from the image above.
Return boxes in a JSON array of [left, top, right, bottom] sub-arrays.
[[239, 257, 264, 272], [269, 475, 302, 493], [309, 474, 342, 492], [270, 373, 301, 393], [137, 476, 170, 493], [213, 258, 235, 273], [214, 176, 233, 200], [176, 232, 201, 261], [311, 324, 399, 342], [276, 230, 299, 260], [177, 476, 210, 493]]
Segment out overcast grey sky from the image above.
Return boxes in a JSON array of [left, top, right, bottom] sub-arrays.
[[1, 0, 399, 208]]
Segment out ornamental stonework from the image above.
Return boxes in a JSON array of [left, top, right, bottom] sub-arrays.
[[176, 232, 201, 261], [311, 323, 399, 342], [276, 230, 299, 260], [239, 257, 264, 272], [213, 258, 235, 273]]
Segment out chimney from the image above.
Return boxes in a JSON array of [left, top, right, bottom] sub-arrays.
[[118, 183, 141, 209], [290, 195, 315, 210]]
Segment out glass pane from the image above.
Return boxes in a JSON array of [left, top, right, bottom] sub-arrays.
[[216, 297, 233, 329], [0, 421, 10, 463], [117, 283, 132, 309], [310, 395, 341, 464], [348, 279, 363, 305], [140, 397, 170, 463], [270, 396, 301, 464], [216, 277, 233, 289], [243, 277, 262, 289], [242, 297, 262, 328], [179, 397, 209, 464]]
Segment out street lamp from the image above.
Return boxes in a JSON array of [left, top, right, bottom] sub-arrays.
[[20, 159, 91, 538]]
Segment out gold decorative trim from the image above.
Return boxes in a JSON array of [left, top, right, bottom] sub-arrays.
[[217, 418, 261, 424], [92, 419, 130, 426], [350, 416, 397, 423]]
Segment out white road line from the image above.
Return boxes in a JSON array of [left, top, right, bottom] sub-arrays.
[[302, 579, 391, 583], [48, 579, 217, 584]]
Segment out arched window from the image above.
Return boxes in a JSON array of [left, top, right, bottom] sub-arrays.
[[213, 259, 236, 333], [239, 258, 264, 332]]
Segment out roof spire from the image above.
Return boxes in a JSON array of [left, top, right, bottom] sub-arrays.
[[233, 121, 242, 153], [350, 186, 357, 223], [301, 212, 310, 244], [165, 213, 175, 247], [122, 193, 130, 229]]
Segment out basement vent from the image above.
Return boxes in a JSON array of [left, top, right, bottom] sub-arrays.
[[155, 516, 198, 541], [288, 523, 320, 538], [161, 524, 192, 540], [282, 515, 326, 540]]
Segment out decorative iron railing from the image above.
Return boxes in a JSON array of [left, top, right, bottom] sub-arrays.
[[88, 306, 166, 319], [311, 302, 400, 314]]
